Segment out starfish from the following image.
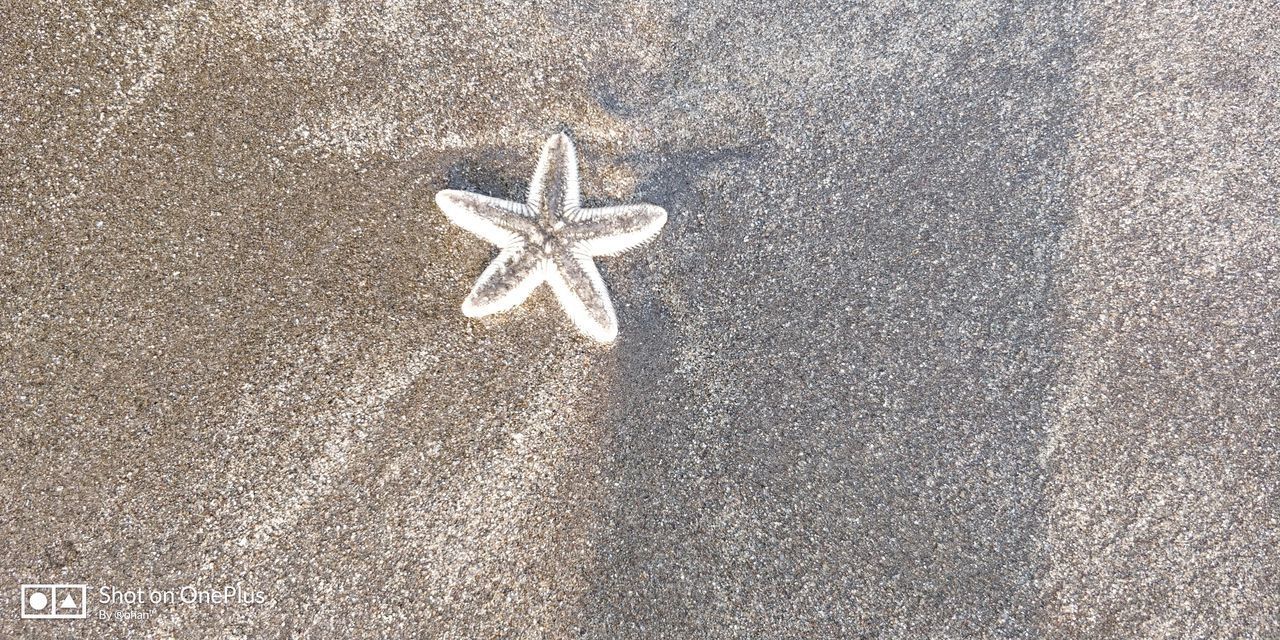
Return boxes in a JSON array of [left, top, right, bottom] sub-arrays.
[[436, 133, 667, 343]]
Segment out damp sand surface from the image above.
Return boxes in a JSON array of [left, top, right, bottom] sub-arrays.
[[1, 2, 1277, 638]]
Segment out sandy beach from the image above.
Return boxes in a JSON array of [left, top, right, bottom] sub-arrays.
[[2, 1, 1277, 637]]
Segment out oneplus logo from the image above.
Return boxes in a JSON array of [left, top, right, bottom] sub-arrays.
[[20, 584, 88, 620]]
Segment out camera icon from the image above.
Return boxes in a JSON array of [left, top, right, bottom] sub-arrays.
[[20, 584, 88, 619]]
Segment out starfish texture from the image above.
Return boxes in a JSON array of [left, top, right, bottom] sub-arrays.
[[437, 133, 667, 343]]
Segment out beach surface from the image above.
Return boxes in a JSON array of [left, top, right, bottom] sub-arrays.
[[1, 1, 1277, 638]]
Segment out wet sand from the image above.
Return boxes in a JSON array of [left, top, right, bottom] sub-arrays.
[[1, 2, 1276, 638]]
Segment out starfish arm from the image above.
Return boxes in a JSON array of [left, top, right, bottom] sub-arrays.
[[461, 243, 546, 317], [526, 133, 581, 221], [546, 250, 618, 343], [566, 204, 668, 256], [437, 189, 537, 248]]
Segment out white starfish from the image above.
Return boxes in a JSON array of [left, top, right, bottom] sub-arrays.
[[436, 133, 667, 343]]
